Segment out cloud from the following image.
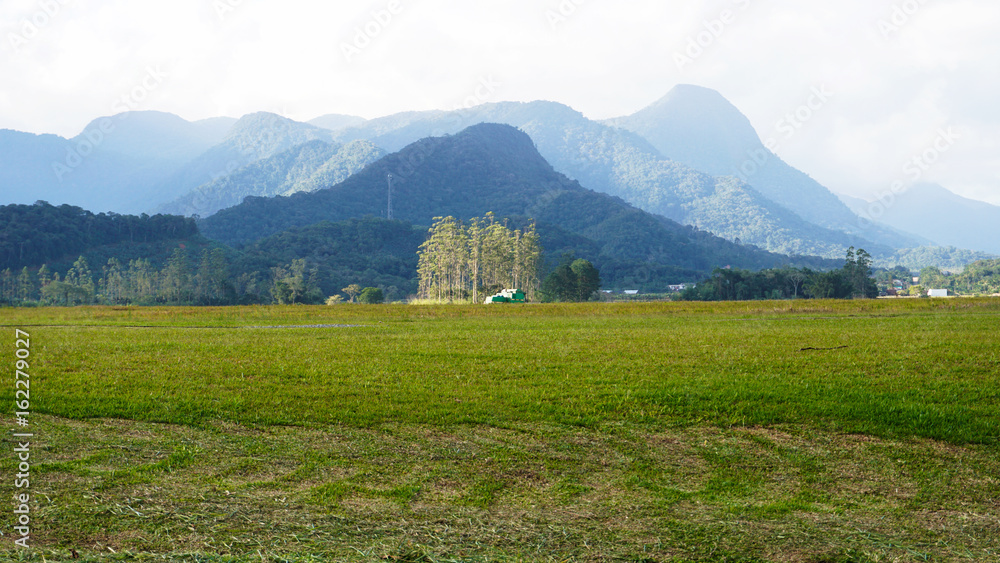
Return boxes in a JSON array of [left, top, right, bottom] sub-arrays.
[[0, 0, 996, 204]]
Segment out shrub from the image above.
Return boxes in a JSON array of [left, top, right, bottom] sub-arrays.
[[358, 287, 384, 304]]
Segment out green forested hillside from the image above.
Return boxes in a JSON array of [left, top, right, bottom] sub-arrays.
[[0, 201, 198, 272], [149, 113, 338, 208], [877, 246, 997, 271], [604, 85, 918, 250], [1, 126, 844, 306], [157, 139, 385, 217], [0, 211, 424, 306], [951, 259, 1000, 294], [202, 123, 835, 279], [912, 259, 1000, 295], [234, 217, 426, 299], [331, 101, 900, 258]]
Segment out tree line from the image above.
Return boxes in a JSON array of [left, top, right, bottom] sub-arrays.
[[908, 259, 1000, 296], [680, 247, 878, 301], [0, 249, 327, 307], [417, 214, 542, 303], [1, 201, 198, 272]]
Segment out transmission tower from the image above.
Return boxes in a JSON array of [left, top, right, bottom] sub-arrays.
[[387, 173, 393, 220]]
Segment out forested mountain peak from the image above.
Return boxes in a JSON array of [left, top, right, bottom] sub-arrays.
[[72, 110, 229, 162], [144, 113, 341, 209], [225, 112, 331, 143], [609, 84, 763, 171], [218, 112, 336, 162], [0, 92, 924, 261], [201, 122, 829, 280], [607, 86, 917, 248], [0, 128, 67, 151], [156, 138, 386, 217]]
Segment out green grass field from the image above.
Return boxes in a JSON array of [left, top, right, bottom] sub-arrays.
[[1, 300, 998, 562]]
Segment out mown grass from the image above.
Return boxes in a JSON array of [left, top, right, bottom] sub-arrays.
[[1, 300, 999, 561]]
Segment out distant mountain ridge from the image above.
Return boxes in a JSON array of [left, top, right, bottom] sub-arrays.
[[73, 111, 233, 162], [144, 112, 340, 210], [309, 114, 367, 132], [0, 111, 343, 215], [156, 139, 385, 217], [3, 88, 993, 267], [201, 123, 835, 286], [1, 111, 233, 214], [603, 84, 916, 248], [840, 183, 1000, 255], [324, 100, 898, 258]]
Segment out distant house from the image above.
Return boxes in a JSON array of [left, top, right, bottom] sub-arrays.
[[913, 277, 921, 284], [624, 290, 639, 295], [668, 284, 689, 292], [928, 289, 950, 298]]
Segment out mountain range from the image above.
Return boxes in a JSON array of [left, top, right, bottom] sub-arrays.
[[155, 139, 385, 217], [2, 85, 996, 268], [0, 111, 233, 214], [321, 97, 914, 258], [839, 183, 1000, 255], [201, 123, 833, 285]]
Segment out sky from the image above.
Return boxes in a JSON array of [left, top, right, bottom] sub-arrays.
[[2, 0, 998, 205]]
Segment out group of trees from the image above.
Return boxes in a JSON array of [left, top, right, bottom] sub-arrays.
[[540, 258, 602, 302], [417, 214, 542, 303], [0, 249, 327, 307], [235, 218, 422, 299], [906, 260, 1000, 296], [681, 247, 879, 301], [337, 284, 385, 304]]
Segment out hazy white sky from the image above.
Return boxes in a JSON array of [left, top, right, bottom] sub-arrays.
[[2, 0, 998, 204]]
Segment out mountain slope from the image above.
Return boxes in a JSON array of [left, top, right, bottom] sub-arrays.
[[201, 123, 834, 280], [604, 84, 918, 248], [0, 111, 235, 214], [149, 112, 339, 207], [156, 139, 385, 217], [72, 110, 229, 162], [0, 201, 199, 272], [329, 101, 891, 258], [841, 184, 1000, 255], [234, 217, 425, 298], [0, 129, 167, 214]]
